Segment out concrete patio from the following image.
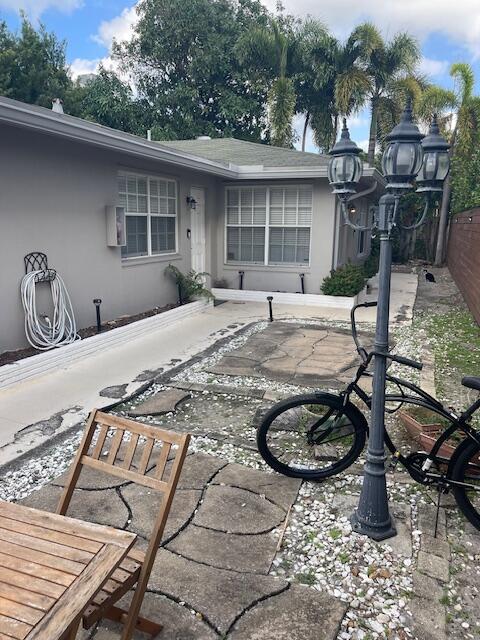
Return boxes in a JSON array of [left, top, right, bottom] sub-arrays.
[[0, 271, 417, 467], [19, 451, 346, 640]]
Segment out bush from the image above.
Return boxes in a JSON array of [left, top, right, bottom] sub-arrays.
[[321, 264, 366, 297], [363, 253, 379, 278], [164, 265, 214, 304]]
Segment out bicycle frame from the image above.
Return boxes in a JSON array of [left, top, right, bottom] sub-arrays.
[[340, 335, 480, 485]]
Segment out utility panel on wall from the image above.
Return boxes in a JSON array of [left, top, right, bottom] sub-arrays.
[[106, 205, 126, 247]]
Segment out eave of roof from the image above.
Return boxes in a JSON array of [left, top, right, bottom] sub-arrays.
[[0, 96, 385, 185]]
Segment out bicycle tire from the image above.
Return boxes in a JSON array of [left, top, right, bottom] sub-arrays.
[[256, 392, 368, 480], [451, 437, 480, 530]]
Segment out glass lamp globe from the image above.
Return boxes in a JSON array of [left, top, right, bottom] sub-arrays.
[[328, 119, 363, 197], [381, 100, 424, 191], [416, 115, 450, 193]]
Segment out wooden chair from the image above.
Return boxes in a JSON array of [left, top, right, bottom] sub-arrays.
[[56, 409, 190, 640]]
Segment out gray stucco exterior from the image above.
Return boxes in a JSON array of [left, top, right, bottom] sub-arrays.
[[0, 98, 380, 352]]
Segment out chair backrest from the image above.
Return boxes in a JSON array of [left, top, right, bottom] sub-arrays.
[[57, 410, 190, 533]]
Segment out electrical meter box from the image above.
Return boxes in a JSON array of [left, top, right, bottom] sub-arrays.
[[106, 205, 126, 247]]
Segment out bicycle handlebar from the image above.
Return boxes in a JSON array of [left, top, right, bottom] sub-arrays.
[[386, 353, 423, 371], [351, 301, 423, 371], [350, 301, 377, 360]]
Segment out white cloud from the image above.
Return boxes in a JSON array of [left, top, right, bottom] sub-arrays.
[[262, 0, 480, 58], [0, 0, 81, 18], [69, 58, 100, 79], [69, 5, 137, 83], [419, 57, 450, 77], [92, 5, 138, 49]]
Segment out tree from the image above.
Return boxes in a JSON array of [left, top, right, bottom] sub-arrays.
[[66, 69, 144, 134], [352, 25, 421, 164], [116, 0, 270, 141], [0, 15, 70, 107], [294, 22, 374, 153], [236, 14, 298, 146], [433, 63, 476, 265]]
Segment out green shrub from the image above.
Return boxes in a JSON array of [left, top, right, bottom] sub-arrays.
[[321, 264, 366, 297], [164, 265, 214, 304], [363, 253, 379, 278]]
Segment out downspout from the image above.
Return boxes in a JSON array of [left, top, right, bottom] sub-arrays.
[[331, 198, 339, 272]]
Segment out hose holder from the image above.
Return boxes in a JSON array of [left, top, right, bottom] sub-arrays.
[[24, 252, 57, 283]]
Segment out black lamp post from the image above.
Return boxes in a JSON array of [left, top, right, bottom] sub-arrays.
[[328, 102, 450, 540]]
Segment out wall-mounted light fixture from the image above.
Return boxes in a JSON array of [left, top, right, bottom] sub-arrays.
[[186, 196, 197, 210]]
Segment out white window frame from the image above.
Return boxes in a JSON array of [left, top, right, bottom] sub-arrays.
[[119, 170, 178, 260], [224, 184, 313, 267]]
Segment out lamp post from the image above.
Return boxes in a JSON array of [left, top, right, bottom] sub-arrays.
[[328, 103, 450, 540]]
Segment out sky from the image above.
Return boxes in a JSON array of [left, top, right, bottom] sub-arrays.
[[1, 0, 480, 152]]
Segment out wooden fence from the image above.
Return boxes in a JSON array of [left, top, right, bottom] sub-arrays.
[[447, 208, 480, 324]]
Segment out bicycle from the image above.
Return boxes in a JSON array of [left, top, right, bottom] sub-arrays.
[[256, 301, 480, 530]]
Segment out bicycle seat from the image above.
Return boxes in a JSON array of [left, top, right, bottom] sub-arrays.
[[461, 376, 480, 391]]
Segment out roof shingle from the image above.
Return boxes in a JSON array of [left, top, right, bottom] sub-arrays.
[[158, 137, 329, 168]]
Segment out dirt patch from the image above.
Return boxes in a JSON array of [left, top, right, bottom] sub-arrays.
[[0, 303, 179, 367]]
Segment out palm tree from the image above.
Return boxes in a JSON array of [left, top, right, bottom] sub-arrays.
[[235, 17, 297, 147], [432, 63, 475, 265], [294, 23, 374, 153], [354, 25, 421, 164]]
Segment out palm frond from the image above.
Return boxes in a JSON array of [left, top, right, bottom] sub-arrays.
[[268, 75, 296, 147], [450, 62, 475, 105], [335, 67, 371, 116]]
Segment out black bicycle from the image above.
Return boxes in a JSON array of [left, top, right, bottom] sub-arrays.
[[256, 301, 480, 530]]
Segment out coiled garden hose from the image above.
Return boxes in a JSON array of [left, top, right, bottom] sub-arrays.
[[20, 271, 80, 350]]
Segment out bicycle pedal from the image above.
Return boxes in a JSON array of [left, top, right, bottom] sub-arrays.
[[389, 453, 400, 470]]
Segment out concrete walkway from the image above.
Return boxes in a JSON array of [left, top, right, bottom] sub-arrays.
[[0, 272, 417, 466]]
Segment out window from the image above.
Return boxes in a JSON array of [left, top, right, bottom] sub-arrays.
[[119, 173, 177, 258], [225, 185, 312, 265]]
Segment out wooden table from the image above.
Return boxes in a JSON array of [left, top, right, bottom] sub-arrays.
[[0, 500, 136, 640]]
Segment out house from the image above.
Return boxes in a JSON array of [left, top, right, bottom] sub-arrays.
[[0, 96, 383, 351]]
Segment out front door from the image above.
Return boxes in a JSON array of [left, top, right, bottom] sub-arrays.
[[190, 187, 206, 274]]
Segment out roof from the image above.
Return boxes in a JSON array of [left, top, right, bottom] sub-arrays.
[[160, 138, 330, 168], [0, 96, 383, 183]]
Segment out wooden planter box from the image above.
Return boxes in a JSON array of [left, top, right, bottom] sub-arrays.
[[398, 410, 457, 458]]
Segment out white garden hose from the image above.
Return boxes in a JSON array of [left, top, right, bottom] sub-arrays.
[[21, 271, 80, 350]]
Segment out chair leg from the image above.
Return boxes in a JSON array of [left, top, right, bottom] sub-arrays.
[[61, 618, 81, 640], [105, 605, 163, 638]]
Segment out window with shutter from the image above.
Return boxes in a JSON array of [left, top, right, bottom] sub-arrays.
[[225, 185, 312, 266], [119, 172, 177, 259]]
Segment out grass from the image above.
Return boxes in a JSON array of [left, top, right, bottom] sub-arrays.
[[422, 309, 480, 402]]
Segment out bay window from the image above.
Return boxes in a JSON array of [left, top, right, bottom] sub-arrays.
[[226, 185, 312, 265], [119, 172, 177, 258]]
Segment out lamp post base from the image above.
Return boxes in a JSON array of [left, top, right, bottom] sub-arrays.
[[350, 510, 397, 541]]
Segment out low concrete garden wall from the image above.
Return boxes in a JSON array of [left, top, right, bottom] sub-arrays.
[[211, 288, 359, 309], [0, 299, 212, 390]]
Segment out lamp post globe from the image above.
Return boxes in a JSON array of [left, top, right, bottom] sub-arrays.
[[381, 100, 424, 191], [416, 114, 451, 193], [328, 119, 363, 197]]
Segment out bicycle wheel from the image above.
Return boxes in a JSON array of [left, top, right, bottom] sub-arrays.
[[256, 392, 367, 480], [451, 437, 480, 530]]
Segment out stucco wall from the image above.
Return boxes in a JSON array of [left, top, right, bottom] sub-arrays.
[[335, 196, 373, 268], [211, 179, 339, 294], [0, 124, 217, 351], [211, 180, 373, 294]]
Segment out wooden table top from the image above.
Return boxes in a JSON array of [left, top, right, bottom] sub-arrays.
[[0, 500, 136, 640]]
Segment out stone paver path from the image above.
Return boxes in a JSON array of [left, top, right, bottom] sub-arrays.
[[209, 322, 373, 386], [20, 451, 346, 639], [129, 388, 190, 416]]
